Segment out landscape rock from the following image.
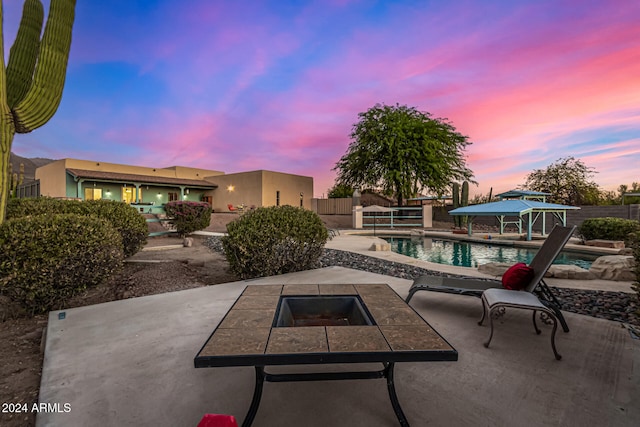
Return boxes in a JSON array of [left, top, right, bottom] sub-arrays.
[[183, 237, 193, 247], [369, 243, 391, 251], [589, 255, 635, 281], [585, 239, 625, 249], [547, 264, 595, 280], [477, 262, 511, 277]]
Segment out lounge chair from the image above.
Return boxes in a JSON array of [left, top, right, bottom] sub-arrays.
[[405, 225, 576, 336]]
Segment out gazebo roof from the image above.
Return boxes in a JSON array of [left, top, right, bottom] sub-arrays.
[[449, 199, 579, 216]]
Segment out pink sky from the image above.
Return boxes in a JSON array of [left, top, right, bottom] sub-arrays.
[[4, 0, 639, 197]]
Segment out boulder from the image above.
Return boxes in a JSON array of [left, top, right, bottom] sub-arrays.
[[585, 239, 625, 249], [183, 237, 194, 247], [369, 243, 391, 251], [547, 265, 595, 280], [589, 256, 635, 281], [477, 262, 511, 277]]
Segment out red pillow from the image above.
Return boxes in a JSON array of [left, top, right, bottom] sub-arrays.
[[501, 263, 534, 290]]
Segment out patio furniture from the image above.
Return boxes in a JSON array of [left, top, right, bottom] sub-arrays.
[[405, 225, 577, 334], [194, 284, 458, 427], [478, 284, 563, 360]]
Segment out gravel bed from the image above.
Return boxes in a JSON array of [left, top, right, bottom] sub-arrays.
[[205, 236, 639, 327]]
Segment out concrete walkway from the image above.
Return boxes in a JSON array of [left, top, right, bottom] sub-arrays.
[[37, 236, 640, 427]]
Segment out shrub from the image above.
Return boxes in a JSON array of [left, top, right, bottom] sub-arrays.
[[222, 206, 329, 279], [164, 201, 212, 237], [578, 217, 640, 244], [7, 198, 147, 257], [0, 214, 124, 315]]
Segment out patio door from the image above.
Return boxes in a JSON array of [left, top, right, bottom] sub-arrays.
[[122, 186, 136, 204]]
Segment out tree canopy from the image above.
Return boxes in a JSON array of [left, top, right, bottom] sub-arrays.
[[333, 103, 474, 206], [327, 183, 354, 198], [523, 157, 601, 205]]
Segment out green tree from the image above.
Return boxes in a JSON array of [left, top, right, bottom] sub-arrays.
[[333, 103, 474, 206], [327, 183, 354, 198], [523, 157, 601, 205], [0, 0, 76, 224]]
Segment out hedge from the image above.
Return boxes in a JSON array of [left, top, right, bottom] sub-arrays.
[[7, 198, 147, 257], [0, 214, 124, 315], [222, 206, 328, 279]]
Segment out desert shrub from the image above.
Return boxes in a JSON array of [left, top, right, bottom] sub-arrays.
[[82, 200, 148, 257], [0, 214, 124, 315], [222, 206, 329, 279], [578, 217, 640, 244], [7, 198, 147, 257], [164, 201, 212, 237]]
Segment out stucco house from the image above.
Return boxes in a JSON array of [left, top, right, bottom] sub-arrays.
[[33, 158, 313, 212]]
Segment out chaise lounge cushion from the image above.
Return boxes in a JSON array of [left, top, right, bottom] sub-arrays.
[[501, 262, 534, 290]]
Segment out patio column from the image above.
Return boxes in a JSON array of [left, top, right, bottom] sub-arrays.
[[353, 206, 363, 229], [422, 205, 432, 228]]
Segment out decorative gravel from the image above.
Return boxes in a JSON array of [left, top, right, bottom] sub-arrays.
[[205, 236, 639, 328]]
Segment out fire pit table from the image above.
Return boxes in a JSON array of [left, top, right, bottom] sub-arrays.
[[194, 284, 458, 426]]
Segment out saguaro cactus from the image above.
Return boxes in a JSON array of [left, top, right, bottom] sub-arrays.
[[0, 0, 75, 223], [461, 180, 469, 228], [452, 182, 461, 228]]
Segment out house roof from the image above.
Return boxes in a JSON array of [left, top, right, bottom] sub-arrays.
[[66, 168, 217, 189], [449, 199, 579, 216]]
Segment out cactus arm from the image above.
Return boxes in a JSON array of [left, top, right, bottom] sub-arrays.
[[12, 0, 75, 133], [452, 182, 460, 227], [1, 3, 16, 222], [6, 0, 44, 108]]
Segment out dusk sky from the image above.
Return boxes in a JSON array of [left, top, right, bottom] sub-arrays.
[[4, 0, 639, 198]]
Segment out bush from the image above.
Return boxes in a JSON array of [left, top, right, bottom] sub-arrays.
[[222, 206, 329, 279], [7, 198, 147, 257], [0, 214, 124, 315], [578, 217, 640, 244], [164, 201, 212, 237]]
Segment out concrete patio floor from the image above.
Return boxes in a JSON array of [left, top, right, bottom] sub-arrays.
[[38, 264, 639, 427]]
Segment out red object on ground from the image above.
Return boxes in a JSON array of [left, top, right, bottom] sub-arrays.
[[197, 414, 239, 427]]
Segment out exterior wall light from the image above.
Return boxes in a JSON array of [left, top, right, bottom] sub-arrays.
[[227, 185, 235, 192]]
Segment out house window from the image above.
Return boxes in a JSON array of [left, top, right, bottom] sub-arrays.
[[300, 192, 304, 207], [276, 191, 280, 206], [84, 188, 102, 200], [169, 192, 179, 201]]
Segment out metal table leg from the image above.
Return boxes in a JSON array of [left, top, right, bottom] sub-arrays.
[[385, 362, 410, 427], [242, 366, 265, 427], [241, 363, 411, 427]]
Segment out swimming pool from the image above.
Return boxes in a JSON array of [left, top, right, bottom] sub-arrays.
[[382, 236, 598, 269]]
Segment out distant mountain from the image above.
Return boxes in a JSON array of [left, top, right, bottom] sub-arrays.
[[9, 152, 56, 183]]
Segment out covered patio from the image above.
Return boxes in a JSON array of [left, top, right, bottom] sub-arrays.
[[449, 199, 580, 241]]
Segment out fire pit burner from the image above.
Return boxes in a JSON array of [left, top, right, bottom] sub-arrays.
[[273, 296, 374, 327]]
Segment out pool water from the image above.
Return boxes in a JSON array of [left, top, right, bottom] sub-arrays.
[[382, 237, 597, 269]]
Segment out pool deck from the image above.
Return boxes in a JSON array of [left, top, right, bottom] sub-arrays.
[[325, 232, 635, 293]]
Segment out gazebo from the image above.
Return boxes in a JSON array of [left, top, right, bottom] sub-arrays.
[[449, 199, 579, 241]]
